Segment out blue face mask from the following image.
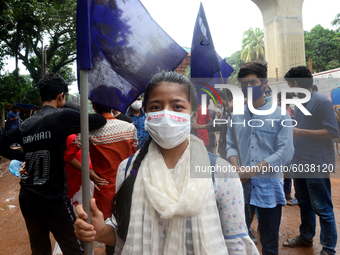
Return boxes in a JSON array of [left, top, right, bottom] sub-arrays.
[[241, 79, 267, 101]]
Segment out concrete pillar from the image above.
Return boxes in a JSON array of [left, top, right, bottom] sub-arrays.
[[251, 0, 306, 78]]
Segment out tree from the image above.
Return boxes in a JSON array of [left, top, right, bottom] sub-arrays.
[[225, 51, 245, 85], [305, 25, 340, 73], [240, 28, 265, 62], [0, 0, 77, 85], [0, 72, 40, 106], [331, 13, 340, 32]]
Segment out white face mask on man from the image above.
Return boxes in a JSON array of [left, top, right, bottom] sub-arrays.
[[144, 109, 191, 149], [131, 100, 143, 110]]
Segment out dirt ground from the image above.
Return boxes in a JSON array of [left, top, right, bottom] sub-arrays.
[[0, 155, 339, 255]]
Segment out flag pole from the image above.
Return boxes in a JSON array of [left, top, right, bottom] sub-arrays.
[[218, 71, 243, 167], [80, 69, 93, 254], [218, 71, 252, 218]]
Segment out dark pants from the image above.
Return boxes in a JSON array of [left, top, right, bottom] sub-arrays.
[[105, 217, 115, 255], [294, 178, 337, 255], [19, 188, 83, 255], [283, 178, 292, 195], [245, 204, 282, 255], [105, 245, 115, 255]]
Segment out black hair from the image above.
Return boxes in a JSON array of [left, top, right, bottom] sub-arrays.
[[13, 105, 19, 110], [238, 61, 268, 82], [112, 71, 198, 241], [312, 85, 318, 91], [143, 71, 199, 112], [63, 101, 80, 112], [277, 92, 293, 106], [36, 73, 69, 102], [217, 89, 232, 108], [284, 66, 313, 89], [91, 101, 112, 114]]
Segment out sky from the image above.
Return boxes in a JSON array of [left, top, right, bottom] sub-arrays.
[[4, 0, 340, 94]]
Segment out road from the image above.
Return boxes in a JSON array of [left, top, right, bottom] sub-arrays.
[[0, 152, 339, 254]]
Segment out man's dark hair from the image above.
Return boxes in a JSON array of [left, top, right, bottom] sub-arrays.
[[238, 61, 268, 82], [13, 105, 20, 110], [37, 73, 69, 102], [284, 66, 313, 89], [277, 92, 293, 106], [218, 89, 233, 101], [92, 101, 111, 114], [312, 85, 318, 91]]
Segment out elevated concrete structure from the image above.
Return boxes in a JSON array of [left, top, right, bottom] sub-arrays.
[[252, 0, 306, 78]]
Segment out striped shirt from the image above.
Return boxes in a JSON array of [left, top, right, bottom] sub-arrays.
[[73, 113, 138, 218]]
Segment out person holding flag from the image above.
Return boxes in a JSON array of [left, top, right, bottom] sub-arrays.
[[74, 71, 259, 255]]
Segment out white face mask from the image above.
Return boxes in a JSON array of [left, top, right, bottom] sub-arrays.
[[131, 100, 143, 110], [144, 110, 191, 149]]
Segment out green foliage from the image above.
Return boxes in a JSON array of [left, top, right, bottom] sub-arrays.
[[184, 65, 190, 78], [305, 25, 340, 73], [241, 28, 265, 62], [0, 0, 77, 85], [225, 51, 245, 85], [0, 72, 40, 106], [331, 13, 340, 33]]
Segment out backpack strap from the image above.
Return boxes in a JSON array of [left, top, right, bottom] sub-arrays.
[[208, 152, 218, 184], [124, 154, 135, 179]]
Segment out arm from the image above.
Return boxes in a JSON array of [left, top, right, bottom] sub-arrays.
[[9, 116, 19, 121], [61, 109, 107, 135], [263, 112, 294, 168], [75, 198, 116, 245], [8, 112, 19, 122], [66, 158, 82, 171], [0, 128, 25, 161], [294, 100, 339, 139], [65, 136, 108, 188], [193, 122, 223, 132], [132, 127, 138, 153], [215, 159, 259, 254], [294, 128, 335, 139]]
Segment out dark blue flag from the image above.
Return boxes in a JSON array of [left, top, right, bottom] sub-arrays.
[[190, 3, 233, 81], [76, 0, 187, 112]]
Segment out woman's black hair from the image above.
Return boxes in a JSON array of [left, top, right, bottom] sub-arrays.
[[112, 71, 198, 241]]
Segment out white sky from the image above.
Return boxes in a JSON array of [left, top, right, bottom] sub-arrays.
[[4, 0, 340, 93]]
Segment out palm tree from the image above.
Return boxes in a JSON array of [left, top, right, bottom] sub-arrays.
[[241, 27, 265, 62], [331, 13, 340, 32]]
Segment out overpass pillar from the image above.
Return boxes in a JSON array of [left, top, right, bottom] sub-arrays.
[[251, 0, 306, 79]]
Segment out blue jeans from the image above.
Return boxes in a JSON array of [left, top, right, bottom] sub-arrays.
[[245, 204, 282, 255], [294, 178, 337, 254]]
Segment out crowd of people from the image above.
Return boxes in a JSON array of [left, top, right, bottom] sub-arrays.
[[0, 61, 338, 255]]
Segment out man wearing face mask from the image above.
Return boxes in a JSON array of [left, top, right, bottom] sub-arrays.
[[227, 61, 294, 255], [264, 86, 272, 104], [126, 94, 149, 149]]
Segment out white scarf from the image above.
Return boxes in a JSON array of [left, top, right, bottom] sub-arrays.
[[122, 135, 228, 255]]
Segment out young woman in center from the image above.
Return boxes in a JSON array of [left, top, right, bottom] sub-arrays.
[[75, 71, 259, 255]]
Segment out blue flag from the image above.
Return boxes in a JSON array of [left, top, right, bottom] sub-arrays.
[[76, 0, 187, 112], [191, 3, 233, 81]]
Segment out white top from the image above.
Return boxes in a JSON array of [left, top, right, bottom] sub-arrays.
[[106, 157, 259, 255]]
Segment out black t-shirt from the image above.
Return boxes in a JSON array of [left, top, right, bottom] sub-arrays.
[[115, 113, 133, 123], [0, 105, 106, 200]]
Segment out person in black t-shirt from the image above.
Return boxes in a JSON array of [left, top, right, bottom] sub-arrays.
[[111, 109, 133, 123], [0, 73, 106, 255]]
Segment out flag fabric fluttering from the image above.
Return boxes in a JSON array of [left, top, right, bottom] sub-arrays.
[[190, 3, 233, 81], [76, 0, 187, 112]]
